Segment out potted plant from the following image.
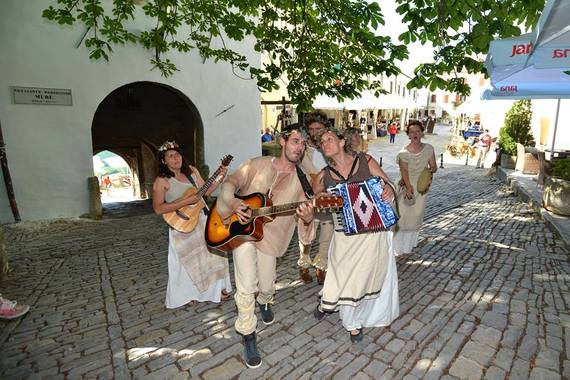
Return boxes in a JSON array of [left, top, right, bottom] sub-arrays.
[[543, 158, 570, 216], [498, 100, 534, 169]]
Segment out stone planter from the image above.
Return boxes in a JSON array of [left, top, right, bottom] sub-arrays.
[[543, 177, 570, 216], [500, 154, 517, 169]]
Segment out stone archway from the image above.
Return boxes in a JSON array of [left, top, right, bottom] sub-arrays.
[[92, 82, 204, 201]]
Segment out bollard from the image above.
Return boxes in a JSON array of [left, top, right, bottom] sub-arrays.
[[379, 156, 383, 167], [440, 153, 444, 169], [465, 153, 469, 166]]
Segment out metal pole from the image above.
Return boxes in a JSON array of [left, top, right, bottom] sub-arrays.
[[0, 119, 21, 222], [379, 156, 383, 167], [465, 152, 469, 166], [440, 153, 444, 169], [550, 99, 561, 158]]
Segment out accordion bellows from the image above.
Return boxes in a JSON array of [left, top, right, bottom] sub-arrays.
[[417, 168, 432, 195], [329, 176, 398, 235]]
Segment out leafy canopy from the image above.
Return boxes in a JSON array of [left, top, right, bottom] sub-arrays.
[[396, 0, 544, 96], [43, 0, 545, 109]]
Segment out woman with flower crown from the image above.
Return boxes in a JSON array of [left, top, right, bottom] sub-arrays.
[[152, 141, 232, 308]]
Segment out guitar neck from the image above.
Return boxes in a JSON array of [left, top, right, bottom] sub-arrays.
[[252, 199, 314, 217], [195, 166, 224, 197]]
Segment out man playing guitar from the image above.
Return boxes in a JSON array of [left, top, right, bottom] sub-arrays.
[[216, 124, 315, 368]]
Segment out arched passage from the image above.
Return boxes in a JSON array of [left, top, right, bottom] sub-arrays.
[[92, 81, 204, 200]]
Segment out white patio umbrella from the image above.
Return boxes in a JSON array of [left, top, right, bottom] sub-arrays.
[[483, 0, 570, 154]]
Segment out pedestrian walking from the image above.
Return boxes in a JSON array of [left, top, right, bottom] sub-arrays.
[[476, 129, 493, 168], [388, 122, 398, 144], [393, 120, 437, 256]]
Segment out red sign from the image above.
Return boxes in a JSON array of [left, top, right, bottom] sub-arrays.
[[553, 48, 570, 58], [510, 43, 532, 57]]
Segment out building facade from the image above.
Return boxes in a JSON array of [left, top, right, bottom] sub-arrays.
[[0, 1, 261, 222]]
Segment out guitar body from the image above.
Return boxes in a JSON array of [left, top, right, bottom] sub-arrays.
[[162, 155, 234, 233], [162, 187, 206, 233], [205, 192, 270, 252]]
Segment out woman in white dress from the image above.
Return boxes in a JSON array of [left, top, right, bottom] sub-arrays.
[[393, 121, 437, 256], [152, 141, 232, 308], [313, 129, 399, 343]]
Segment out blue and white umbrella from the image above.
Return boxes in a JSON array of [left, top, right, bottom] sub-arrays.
[[482, 0, 570, 152]]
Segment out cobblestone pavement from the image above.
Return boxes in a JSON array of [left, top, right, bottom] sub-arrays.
[[1, 132, 569, 379]]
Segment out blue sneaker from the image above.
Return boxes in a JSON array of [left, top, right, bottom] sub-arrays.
[[258, 302, 275, 325], [243, 332, 262, 368]]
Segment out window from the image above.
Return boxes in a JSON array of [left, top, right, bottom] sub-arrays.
[[431, 94, 437, 103], [444, 95, 449, 103], [479, 77, 485, 86], [390, 81, 393, 94]]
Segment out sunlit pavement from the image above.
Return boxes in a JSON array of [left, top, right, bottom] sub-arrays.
[[1, 127, 568, 379]]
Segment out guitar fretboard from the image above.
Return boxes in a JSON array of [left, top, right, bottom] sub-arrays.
[[252, 199, 313, 217], [196, 166, 224, 197]]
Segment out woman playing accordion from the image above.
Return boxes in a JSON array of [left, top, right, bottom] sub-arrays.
[[312, 128, 400, 343]]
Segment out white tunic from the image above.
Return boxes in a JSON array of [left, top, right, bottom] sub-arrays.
[[164, 177, 232, 308]]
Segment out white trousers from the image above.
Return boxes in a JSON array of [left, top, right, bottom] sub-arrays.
[[233, 242, 276, 335]]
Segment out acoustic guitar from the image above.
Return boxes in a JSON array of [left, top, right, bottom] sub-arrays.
[[163, 155, 233, 232], [205, 192, 343, 252]]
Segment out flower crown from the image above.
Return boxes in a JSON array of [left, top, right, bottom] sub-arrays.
[[158, 141, 179, 152]]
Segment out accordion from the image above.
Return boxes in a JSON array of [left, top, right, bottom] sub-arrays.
[[329, 176, 398, 235]]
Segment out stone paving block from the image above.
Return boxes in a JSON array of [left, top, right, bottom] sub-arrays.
[[409, 358, 431, 379], [264, 345, 295, 366], [501, 326, 523, 348], [545, 334, 563, 352], [508, 358, 530, 380], [385, 338, 406, 353], [332, 355, 369, 380], [481, 311, 508, 330], [484, 365, 506, 380], [517, 334, 538, 361], [284, 356, 320, 379], [460, 341, 495, 367], [201, 357, 245, 379], [363, 359, 388, 378], [449, 356, 483, 380], [494, 347, 515, 371], [563, 360, 570, 380], [471, 325, 501, 349], [141, 364, 187, 380], [534, 348, 561, 372], [529, 367, 561, 380]]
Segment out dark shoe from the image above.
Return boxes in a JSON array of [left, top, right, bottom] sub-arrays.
[[316, 268, 326, 285], [242, 332, 262, 368], [313, 304, 326, 320], [258, 302, 275, 325], [350, 328, 364, 343], [299, 268, 313, 283]]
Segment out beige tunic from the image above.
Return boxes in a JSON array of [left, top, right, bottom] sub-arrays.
[[218, 156, 315, 256], [396, 144, 434, 231]]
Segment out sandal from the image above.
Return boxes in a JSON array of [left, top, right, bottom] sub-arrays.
[[221, 290, 233, 301], [350, 328, 364, 343]]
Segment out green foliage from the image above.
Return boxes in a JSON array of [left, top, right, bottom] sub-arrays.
[[552, 158, 570, 180], [397, 0, 545, 95], [42, 0, 408, 111], [42, 0, 546, 108], [498, 100, 534, 156]]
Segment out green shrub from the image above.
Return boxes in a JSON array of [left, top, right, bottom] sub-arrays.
[[499, 100, 534, 156], [552, 158, 570, 180]]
